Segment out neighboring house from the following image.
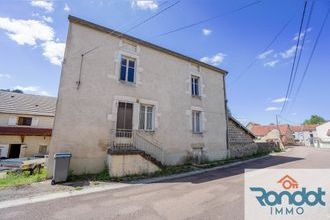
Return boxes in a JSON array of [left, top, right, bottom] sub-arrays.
[[0, 91, 56, 158], [314, 122, 330, 148], [248, 124, 295, 146], [48, 16, 228, 177], [290, 125, 317, 146], [228, 116, 257, 158]]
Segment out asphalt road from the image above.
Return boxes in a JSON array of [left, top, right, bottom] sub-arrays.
[[1, 146, 329, 220]]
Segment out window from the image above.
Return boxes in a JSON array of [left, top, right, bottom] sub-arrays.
[[139, 105, 154, 131], [17, 117, 32, 126], [120, 56, 136, 83], [39, 145, 48, 155], [191, 76, 200, 96], [192, 111, 202, 133]]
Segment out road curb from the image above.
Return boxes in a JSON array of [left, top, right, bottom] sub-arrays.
[[0, 152, 283, 209]]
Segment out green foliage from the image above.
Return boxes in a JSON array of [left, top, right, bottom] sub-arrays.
[[0, 168, 47, 188], [303, 115, 325, 125], [0, 89, 24, 93]]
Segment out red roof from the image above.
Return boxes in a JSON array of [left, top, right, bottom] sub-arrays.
[[249, 124, 291, 136], [0, 126, 52, 136], [290, 125, 317, 132]]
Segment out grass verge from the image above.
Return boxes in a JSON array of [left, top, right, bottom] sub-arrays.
[[0, 168, 47, 188], [69, 150, 274, 183]]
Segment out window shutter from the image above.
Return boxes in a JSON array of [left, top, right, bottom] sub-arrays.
[[31, 118, 39, 127], [8, 116, 16, 125]]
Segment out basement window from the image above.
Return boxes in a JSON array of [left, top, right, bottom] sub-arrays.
[[120, 56, 136, 83], [17, 117, 32, 126]]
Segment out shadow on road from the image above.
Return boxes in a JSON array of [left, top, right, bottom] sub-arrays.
[[159, 155, 303, 184]]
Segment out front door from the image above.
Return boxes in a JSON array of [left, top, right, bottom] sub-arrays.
[[8, 144, 21, 158]]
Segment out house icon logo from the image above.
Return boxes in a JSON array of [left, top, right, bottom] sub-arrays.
[[277, 175, 299, 190]]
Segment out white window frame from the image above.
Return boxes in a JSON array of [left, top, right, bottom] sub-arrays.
[[191, 75, 200, 97], [139, 104, 155, 131], [120, 55, 136, 83], [192, 110, 203, 133]]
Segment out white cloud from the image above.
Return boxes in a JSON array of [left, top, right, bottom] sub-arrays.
[[280, 45, 300, 59], [271, 97, 289, 103], [293, 27, 312, 41], [14, 85, 50, 96], [264, 60, 279, 67], [132, 0, 158, 10], [257, 49, 273, 59], [265, 107, 280, 111], [0, 17, 54, 45], [0, 74, 11, 78], [41, 41, 65, 65], [200, 52, 226, 66], [202, 28, 212, 36], [31, 0, 54, 13], [0, 17, 65, 66], [42, 16, 53, 23], [64, 3, 70, 12]]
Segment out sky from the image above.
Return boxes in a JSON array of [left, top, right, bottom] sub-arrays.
[[0, 0, 329, 125]]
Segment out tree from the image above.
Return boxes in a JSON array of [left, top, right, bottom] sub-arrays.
[[303, 115, 325, 125]]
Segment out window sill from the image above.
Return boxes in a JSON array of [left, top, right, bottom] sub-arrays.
[[119, 80, 136, 86], [192, 95, 202, 99], [192, 132, 203, 136]]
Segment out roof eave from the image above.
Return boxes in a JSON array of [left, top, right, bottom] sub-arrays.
[[68, 15, 228, 76]]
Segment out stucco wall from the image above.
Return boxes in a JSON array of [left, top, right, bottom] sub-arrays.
[[48, 22, 227, 175], [316, 122, 330, 148], [107, 154, 160, 177], [0, 113, 54, 128], [0, 135, 51, 157]]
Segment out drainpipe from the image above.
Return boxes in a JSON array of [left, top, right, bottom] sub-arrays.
[[222, 73, 229, 158]]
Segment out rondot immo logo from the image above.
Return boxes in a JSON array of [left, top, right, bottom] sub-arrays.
[[245, 169, 330, 220]]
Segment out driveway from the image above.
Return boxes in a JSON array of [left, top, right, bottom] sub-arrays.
[[1, 146, 329, 220]]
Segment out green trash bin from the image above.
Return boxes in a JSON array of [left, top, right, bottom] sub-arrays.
[[51, 152, 72, 185]]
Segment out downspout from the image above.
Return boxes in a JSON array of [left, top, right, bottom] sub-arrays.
[[222, 72, 229, 158]]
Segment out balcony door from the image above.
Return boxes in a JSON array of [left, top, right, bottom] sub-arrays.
[[116, 102, 133, 132]]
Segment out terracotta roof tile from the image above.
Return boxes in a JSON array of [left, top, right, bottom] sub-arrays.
[[249, 124, 291, 136]]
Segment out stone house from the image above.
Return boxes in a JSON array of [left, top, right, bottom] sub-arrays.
[[314, 122, 330, 148], [0, 91, 56, 158], [48, 16, 228, 177], [228, 116, 257, 158], [290, 125, 317, 146]]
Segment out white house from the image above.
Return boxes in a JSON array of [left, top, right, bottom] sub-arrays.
[[314, 122, 330, 148], [48, 16, 228, 177], [0, 91, 56, 158]]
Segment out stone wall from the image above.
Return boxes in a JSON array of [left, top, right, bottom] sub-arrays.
[[228, 119, 257, 158], [228, 119, 281, 158]]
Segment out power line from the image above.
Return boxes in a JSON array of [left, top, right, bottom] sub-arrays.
[[286, 0, 315, 101], [154, 0, 262, 38], [125, 1, 181, 33], [280, 0, 308, 114], [290, 7, 330, 109], [229, 13, 296, 85]]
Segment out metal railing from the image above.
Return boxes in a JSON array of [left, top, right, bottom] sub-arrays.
[[110, 129, 165, 164], [134, 131, 165, 164]]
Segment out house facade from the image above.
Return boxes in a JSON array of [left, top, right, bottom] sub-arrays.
[[314, 122, 330, 148], [0, 91, 56, 158], [290, 125, 317, 146], [48, 16, 228, 176]]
